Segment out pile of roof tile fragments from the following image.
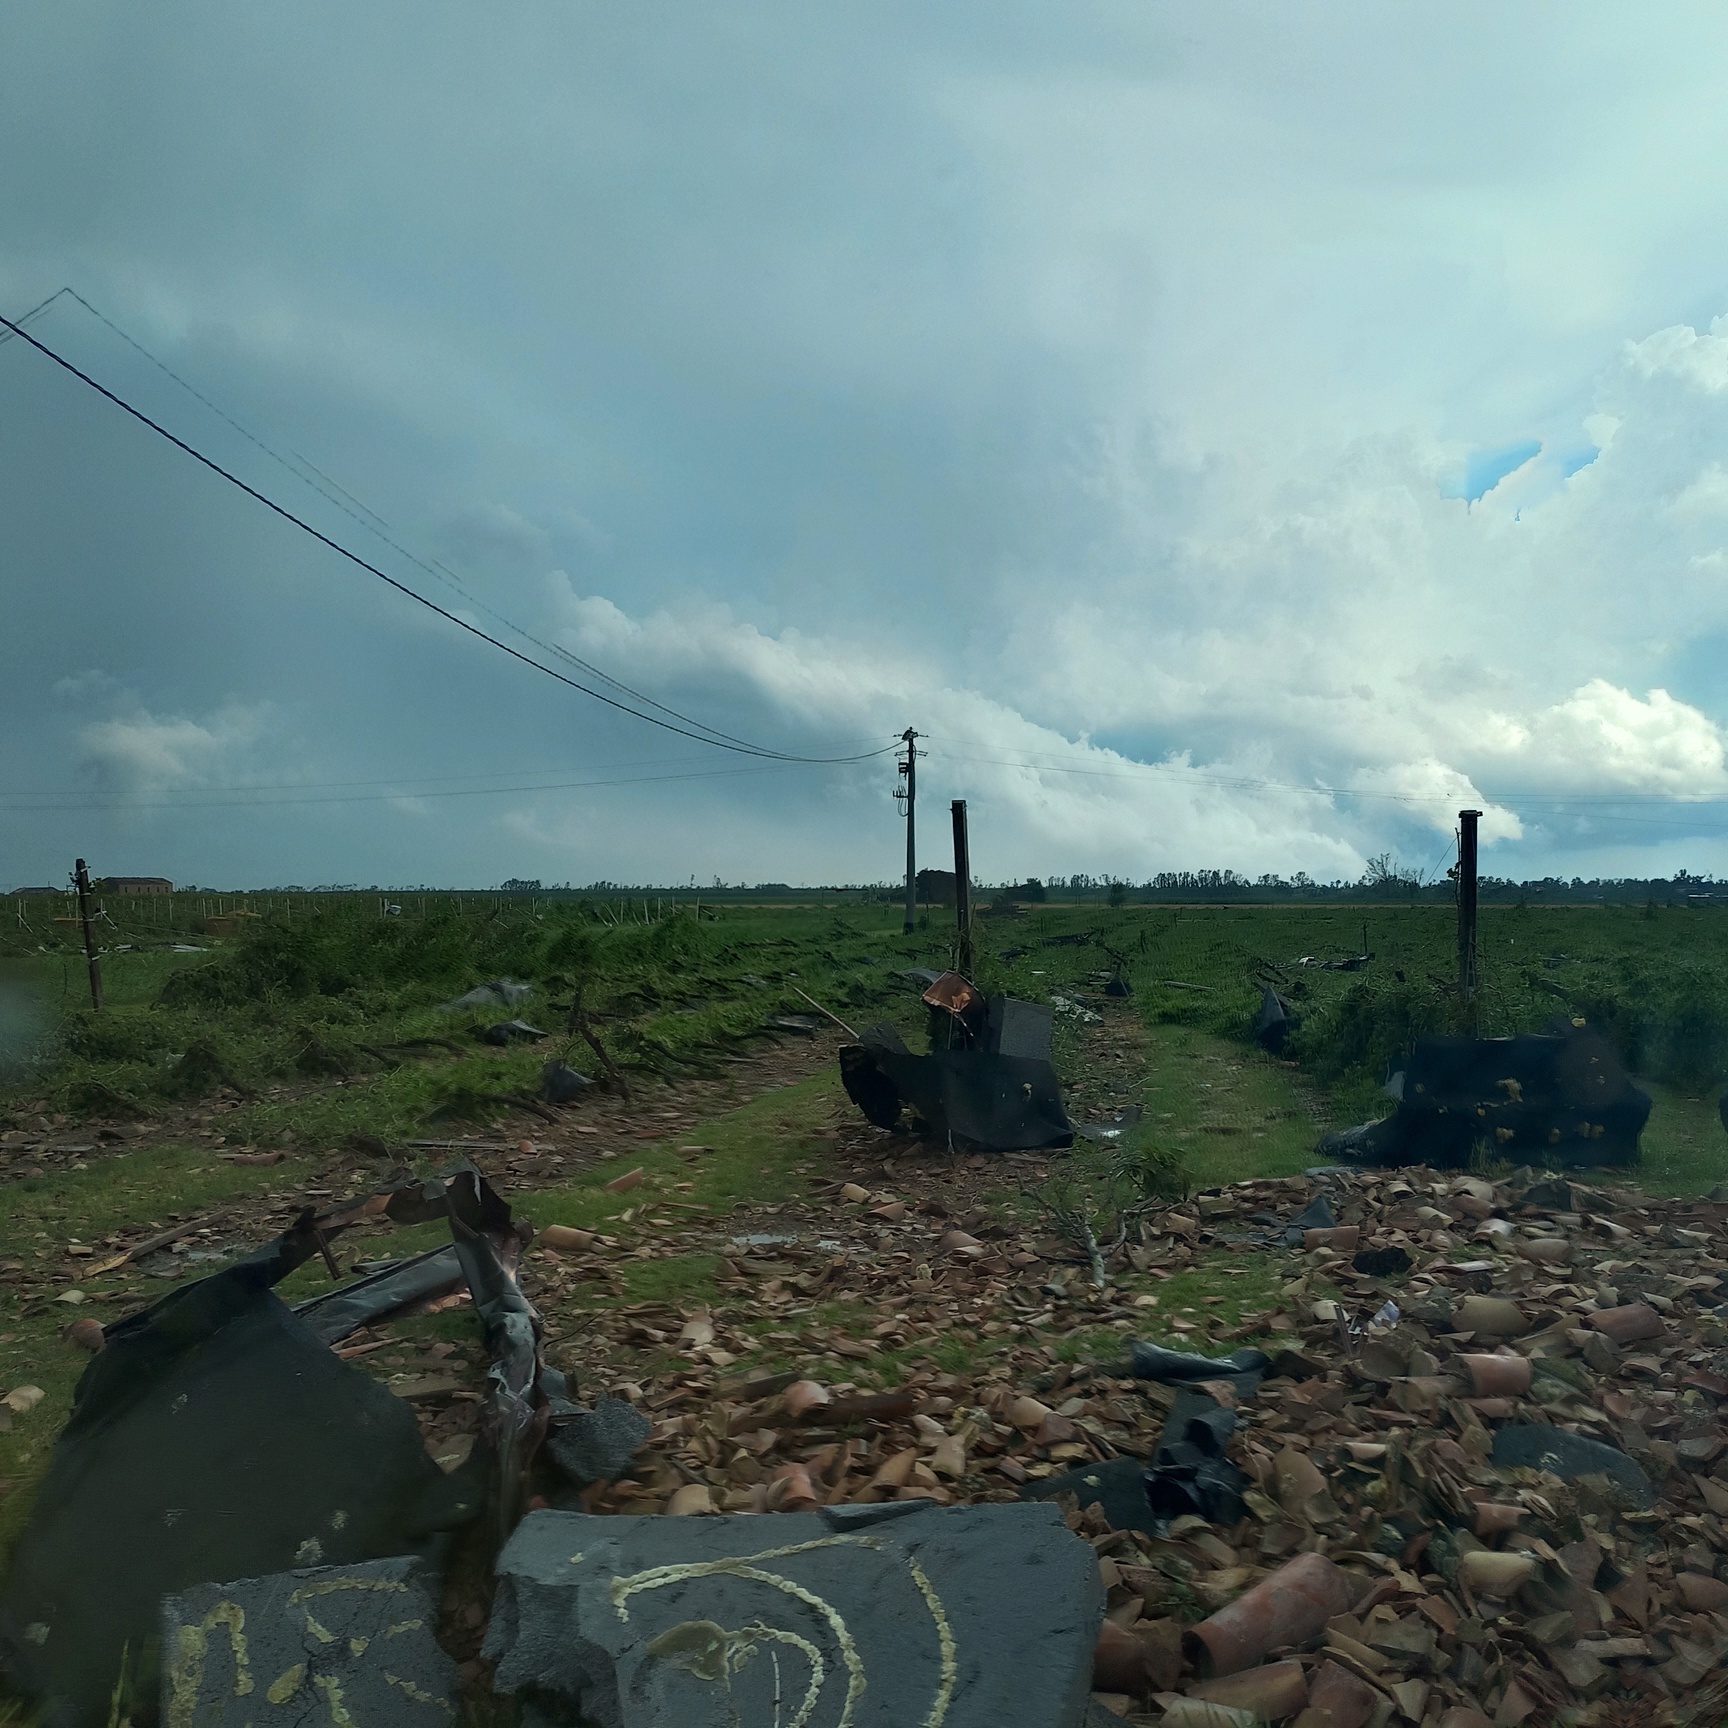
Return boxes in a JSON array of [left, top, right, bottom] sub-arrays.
[[563, 1162, 1728, 1727], [11, 1155, 1728, 1728]]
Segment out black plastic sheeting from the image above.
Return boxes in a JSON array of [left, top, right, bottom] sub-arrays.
[[1144, 1390, 1251, 1526], [841, 1038, 1074, 1150], [1282, 1192, 1336, 1246], [839, 990, 1076, 1152], [1124, 1342, 1273, 1398], [1321, 1020, 1651, 1170], [292, 1243, 464, 1343], [1490, 1424, 1654, 1511], [1025, 1344, 1311, 1534], [1254, 986, 1294, 1054], [479, 1019, 547, 1045], [541, 1060, 593, 1103], [0, 1224, 485, 1728]]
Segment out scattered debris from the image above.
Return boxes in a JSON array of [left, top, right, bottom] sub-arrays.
[[437, 978, 534, 1014], [1077, 1105, 1146, 1144], [0, 1210, 484, 1725], [791, 984, 860, 1039], [840, 972, 1075, 1151], [541, 1059, 593, 1103], [1254, 987, 1294, 1055], [765, 1013, 825, 1037], [1322, 1021, 1652, 1168], [479, 1019, 548, 1045]]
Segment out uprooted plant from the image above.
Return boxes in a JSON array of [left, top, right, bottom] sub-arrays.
[[1027, 1132, 1187, 1287]]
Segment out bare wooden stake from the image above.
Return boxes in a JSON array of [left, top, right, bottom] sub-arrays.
[[951, 798, 973, 976]]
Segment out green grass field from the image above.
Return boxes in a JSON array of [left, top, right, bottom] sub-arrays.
[[8, 892, 1728, 1198], [3, 893, 1727, 1567]]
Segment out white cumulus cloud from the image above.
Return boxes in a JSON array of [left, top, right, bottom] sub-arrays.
[[75, 700, 272, 793]]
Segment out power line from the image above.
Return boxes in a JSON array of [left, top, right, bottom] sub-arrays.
[[0, 305, 898, 767], [34, 288, 797, 754], [0, 287, 71, 347]]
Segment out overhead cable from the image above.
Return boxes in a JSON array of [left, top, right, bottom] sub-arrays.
[[0, 306, 896, 767], [33, 288, 797, 755]]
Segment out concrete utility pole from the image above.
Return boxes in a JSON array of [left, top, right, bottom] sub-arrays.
[[898, 728, 920, 934], [951, 798, 973, 976], [1456, 809, 1481, 1032], [73, 858, 103, 1012]]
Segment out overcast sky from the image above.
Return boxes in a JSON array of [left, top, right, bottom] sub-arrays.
[[10, 5, 1728, 889]]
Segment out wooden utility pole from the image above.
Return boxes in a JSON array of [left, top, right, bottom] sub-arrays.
[[951, 798, 973, 976], [1456, 809, 1481, 1032], [73, 858, 103, 1012], [898, 728, 920, 934]]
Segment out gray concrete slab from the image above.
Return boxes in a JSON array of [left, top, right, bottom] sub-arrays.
[[161, 1555, 456, 1728], [486, 1502, 1101, 1728]]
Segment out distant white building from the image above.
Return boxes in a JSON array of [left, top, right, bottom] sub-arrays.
[[95, 877, 175, 895]]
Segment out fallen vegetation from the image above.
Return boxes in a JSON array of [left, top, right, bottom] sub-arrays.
[[4, 897, 1728, 1722]]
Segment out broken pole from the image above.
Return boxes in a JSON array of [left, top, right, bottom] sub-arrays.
[[1457, 808, 1481, 1031], [73, 858, 103, 1012], [899, 726, 919, 933], [951, 797, 973, 975]]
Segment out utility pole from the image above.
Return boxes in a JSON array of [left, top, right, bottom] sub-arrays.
[[1456, 809, 1481, 1033], [897, 728, 920, 934], [951, 799, 973, 976], [73, 858, 103, 1012]]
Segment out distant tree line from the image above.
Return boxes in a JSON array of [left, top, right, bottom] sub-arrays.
[[186, 869, 1726, 906]]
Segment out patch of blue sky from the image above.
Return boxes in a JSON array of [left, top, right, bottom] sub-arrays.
[[1441, 439, 1543, 503]]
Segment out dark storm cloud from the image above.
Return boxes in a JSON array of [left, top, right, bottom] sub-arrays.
[[9, 5, 1728, 888]]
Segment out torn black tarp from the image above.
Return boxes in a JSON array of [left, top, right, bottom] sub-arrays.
[[0, 1222, 483, 1728], [1282, 1192, 1335, 1246], [1123, 1342, 1313, 1529], [1022, 1455, 1161, 1536], [1144, 1389, 1251, 1527], [479, 1019, 548, 1045], [1254, 986, 1294, 1054], [1022, 1364, 1267, 1534], [1123, 1342, 1273, 1398], [0, 1162, 549, 1728], [1319, 1019, 1652, 1169], [839, 978, 1075, 1152], [292, 1243, 465, 1344], [541, 1059, 593, 1103], [437, 978, 533, 1013], [842, 1041, 1075, 1151]]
